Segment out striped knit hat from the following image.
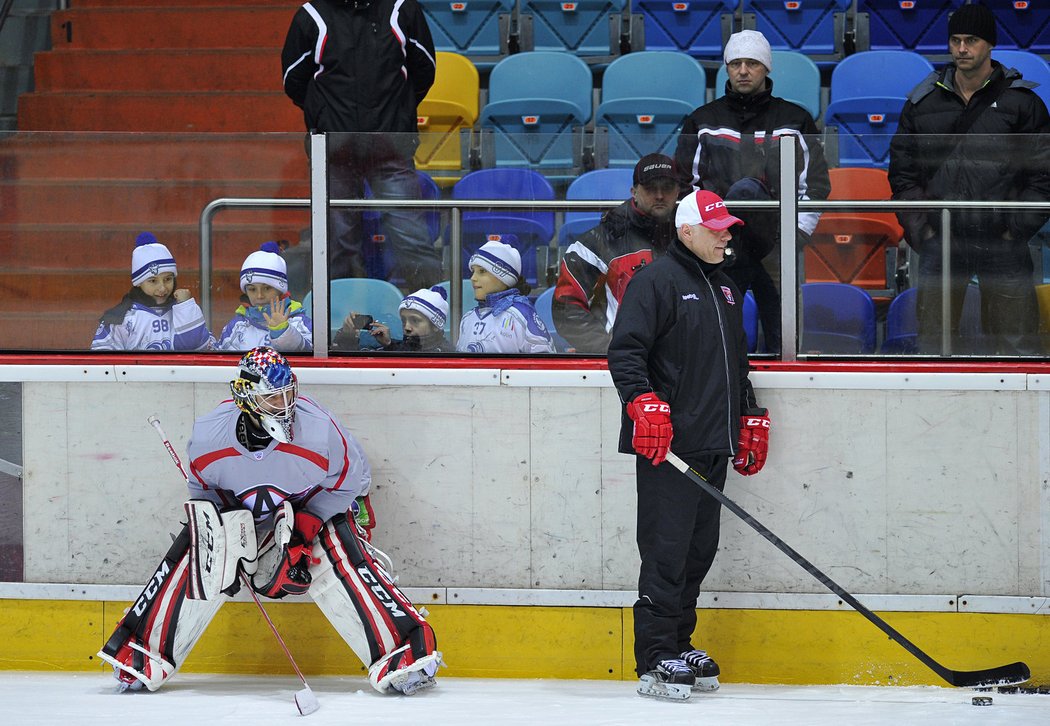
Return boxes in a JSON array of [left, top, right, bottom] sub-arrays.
[[240, 241, 288, 294], [469, 240, 522, 286], [131, 232, 178, 286]]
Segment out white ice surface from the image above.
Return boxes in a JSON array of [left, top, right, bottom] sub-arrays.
[[7, 672, 1048, 725]]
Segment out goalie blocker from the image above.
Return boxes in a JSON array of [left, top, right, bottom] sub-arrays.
[[98, 502, 440, 695]]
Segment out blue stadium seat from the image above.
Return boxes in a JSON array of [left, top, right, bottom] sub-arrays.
[[992, 49, 1050, 110], [743, 289, 758, 353], [984, 0, 1050, 53], [634, 0, 737, 57], [744, 0, 851, 56], [520, 0, 627, 55], [558, 168, 634, 247], [856, 0, 952, 54], [880, 284, 984, 354], [824, 50, 934, 168], [362, 171, 443, 283], [800, 282, 877, 354], [715, 49, 821, 118], [303, 278, 406, 345], [478, 52, 592, 173], [595, 51, 706, 168], [418, 0, 514, 65], [451, 168, 556, 285], [534, 287, 575, 352]]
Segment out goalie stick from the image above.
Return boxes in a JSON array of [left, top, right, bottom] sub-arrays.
[[664, 451, 1030, 689], [147, 415, 320, 716]]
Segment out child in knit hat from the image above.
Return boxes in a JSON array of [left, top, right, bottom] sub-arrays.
[[457, 240, 555, 353], [217, 241, 314, 352], [334, 285, 453, 352], [91, 232, 215, 351]]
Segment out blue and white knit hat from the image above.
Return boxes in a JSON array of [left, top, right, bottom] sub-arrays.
[[469, 240, 521, 286], [240, 241, 288, 294], [131, 232, 177, 286], [399, 285, 449, 329]]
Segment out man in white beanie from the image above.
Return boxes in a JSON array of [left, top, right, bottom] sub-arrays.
[[674, 29, 830, 354]]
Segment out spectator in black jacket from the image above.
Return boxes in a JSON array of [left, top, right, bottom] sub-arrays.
[[551, 154, 678, 354], [282, 0, 441, 292], [889, 2, 1050, 355], [608, 189, 769, 701], [674, 30, 830, 354]]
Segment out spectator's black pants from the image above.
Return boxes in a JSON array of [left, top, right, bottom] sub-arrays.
[[633, 454, 728, 676]]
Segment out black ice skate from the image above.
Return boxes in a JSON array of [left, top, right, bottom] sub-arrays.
[[681, 649, 720, 692], [637, 658, 696, 701]]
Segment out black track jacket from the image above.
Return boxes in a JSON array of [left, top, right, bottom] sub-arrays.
[[281, 0, 436, 134], [608, 239, 759, 459]]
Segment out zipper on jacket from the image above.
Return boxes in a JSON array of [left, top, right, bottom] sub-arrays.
[[695, 262, 737, 453]]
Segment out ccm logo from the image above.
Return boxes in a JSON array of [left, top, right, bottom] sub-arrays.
[[642, 403, 670, 413], [704, 200, 727, 213], [133, 562, 172, 617], [745, 417, 770, 428]]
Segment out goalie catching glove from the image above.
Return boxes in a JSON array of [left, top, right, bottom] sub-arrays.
[[627, 392, 673, 466], [253, 501, 323, 598], [733, 408, 770, 476]]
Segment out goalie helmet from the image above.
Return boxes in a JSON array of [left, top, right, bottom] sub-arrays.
[[230, 346, 298, 443]]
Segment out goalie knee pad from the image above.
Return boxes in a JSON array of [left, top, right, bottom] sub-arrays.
[[97, 523, 226, 692], [309, 513, 440, 694]]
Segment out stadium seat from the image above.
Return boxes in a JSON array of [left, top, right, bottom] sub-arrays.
[[594, 51, 706, 168], [800, 282, 877, 354], [743, 289, 758, 353], [519, 0, 627, 56], [415, 52, 480, 178], [303, 277, 406, 345], [634, 0, 738, 58], [418, 0, 514, 65], [435, 279, 476, 335], [534, 287, 574, 352], [743, 0, 851, 57], [804, 167, 903, 298], [880, 284, 984, 354], [855, 0, 952, 54], [823, 50, 934, 168], [477, 52, 592, 175], [361, 171, 443, 283], [558, 167, 634, 247], [984, 0, 1050, 54], [714, 49, 821, 119], [992, 49, 1050, 110], [451, 168, 557, 285]]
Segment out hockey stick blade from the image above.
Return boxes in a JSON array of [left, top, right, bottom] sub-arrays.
[[294, 686, 320, 716], [664, 452, 1030, 689]]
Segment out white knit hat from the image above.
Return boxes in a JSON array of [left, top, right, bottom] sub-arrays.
[[724, 30, 773, 72], [400, 285, 449, 329], [240, 241, 288, 294], [131, 232, 178, 286], [468, 240, 522, 286]]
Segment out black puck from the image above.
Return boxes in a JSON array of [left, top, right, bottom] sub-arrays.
[[972, 696, 993, 706]]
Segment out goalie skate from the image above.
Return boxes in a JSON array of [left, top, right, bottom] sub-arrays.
[[681, 649, 720, 692], [637, 659, 695, 701], [370, 645, 443, 695]]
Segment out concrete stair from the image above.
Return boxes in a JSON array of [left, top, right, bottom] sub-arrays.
[[6, 2, 311, 349]]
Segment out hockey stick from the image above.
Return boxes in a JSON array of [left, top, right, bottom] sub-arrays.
[[147, 415, 321, 716], [664, 451, 1030, 688]]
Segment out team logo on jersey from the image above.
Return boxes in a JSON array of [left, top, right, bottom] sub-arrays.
[[681, 293, 698, 301], [239, 484, 293, 520], [721, 286, 735, 304]]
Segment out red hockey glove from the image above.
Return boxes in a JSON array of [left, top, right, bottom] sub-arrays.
[[733, 409, 770, 476], [255, 505, 323, 598], [626, 392, 673, 466]]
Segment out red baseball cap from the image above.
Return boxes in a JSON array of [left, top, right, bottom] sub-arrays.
[[675, 190, 745, 230]]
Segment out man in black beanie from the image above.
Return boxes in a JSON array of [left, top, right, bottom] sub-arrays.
[[889, 2, 1050, 355]]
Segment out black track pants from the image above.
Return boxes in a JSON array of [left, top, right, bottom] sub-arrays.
[[633, 454, 728, 676]]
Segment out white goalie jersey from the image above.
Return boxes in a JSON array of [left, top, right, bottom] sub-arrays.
[[186, 395, 371, 524]]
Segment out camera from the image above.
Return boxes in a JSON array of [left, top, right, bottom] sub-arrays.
[[351, 314, 374, 330]]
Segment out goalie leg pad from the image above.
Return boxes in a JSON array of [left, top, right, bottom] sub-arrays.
[[309, 513, 440, 694], [185, 500, 258, 600], [97, 523, 225, 691]]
